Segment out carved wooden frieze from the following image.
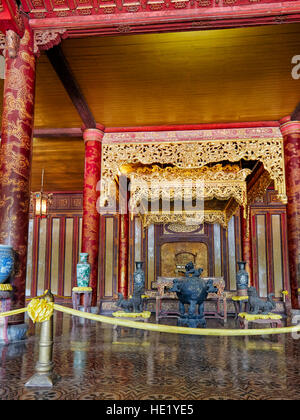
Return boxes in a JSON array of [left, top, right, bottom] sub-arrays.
[[21, 0, 300, 19], [100, 130, 287, 209]]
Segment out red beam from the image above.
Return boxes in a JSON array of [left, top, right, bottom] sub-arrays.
[[28, 2, 300, 35], [33, 127, 83, 138], [105, 121, 280, 133], [31, 121, 280, 138]]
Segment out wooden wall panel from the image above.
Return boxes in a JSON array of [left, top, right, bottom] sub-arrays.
[[64, 218, 74, 297], [26, 219, 34, 297], [272, 214, 284, 298], [251, 189, 290, 298], [104, 217, 114, 298], [37, 218, 47, 296], [134, 217, 142, 263], [26, 193, 83, 301], [213, 224, 222, 278], [147, 224, 155, 290], [256, 214, 268, 298], [50, 218, 60, 296], [227, 217, 237, 291]]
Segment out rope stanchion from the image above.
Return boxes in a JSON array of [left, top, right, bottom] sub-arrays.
[[25, 290, 58, 388], [53, 304, 300, 337]]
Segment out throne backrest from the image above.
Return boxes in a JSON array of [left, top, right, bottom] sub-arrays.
[[175, 251, 197, 271]]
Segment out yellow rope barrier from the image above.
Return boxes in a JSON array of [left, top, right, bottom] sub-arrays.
[[53, 304, 300, 337], [0, 307, 27, 318], [25, 290, 72, 301], [0, 296, 300, 337]]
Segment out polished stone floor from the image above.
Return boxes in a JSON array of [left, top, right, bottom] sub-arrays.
[[0, 312, 300, 400]]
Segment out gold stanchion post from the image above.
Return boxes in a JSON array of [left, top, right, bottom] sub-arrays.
[[25, 290, 59, 388]]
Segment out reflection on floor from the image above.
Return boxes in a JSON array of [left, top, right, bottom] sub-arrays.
[[0, 312, 300, 400]]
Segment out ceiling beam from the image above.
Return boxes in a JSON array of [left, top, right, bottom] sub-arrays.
[[46, 45, 96, 129], [33, 128, 83, 138]]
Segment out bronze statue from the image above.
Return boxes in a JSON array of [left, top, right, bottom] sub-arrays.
[[247, 286, 276, 315], [170, 263, 217, 328], [115, 261, 145, 313]]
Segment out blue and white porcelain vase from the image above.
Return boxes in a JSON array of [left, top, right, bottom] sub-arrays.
[[0, 245, 14, 284], [76, 253, 91, 288], [236, 261, 249, 296]]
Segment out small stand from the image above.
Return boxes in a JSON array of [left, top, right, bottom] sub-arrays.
[[0, 290, 12, 344], [238, 312, 283, 329], [72, 287, 92, 313], [232, 296, 249, 319], [72, 287, 92, 326]]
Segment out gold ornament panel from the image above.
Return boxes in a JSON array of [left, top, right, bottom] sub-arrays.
[[128, 164, 251, 214], [101, 137, 287, 205], [160, 242, 209, 278], [141, 210, 230, 228]]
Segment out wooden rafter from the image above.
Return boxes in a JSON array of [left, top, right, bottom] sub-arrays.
[[46, 45, 96, 129]]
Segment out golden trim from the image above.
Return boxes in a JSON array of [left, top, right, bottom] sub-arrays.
[[0, 284, 13, 291], [72, 287, 92, 292], [239, 312, 282, 320], [140, 210, 229, 228]]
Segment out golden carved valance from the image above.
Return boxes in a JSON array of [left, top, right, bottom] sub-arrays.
[[100, 137, 287, 208], [140, 210, 233, 229], [127, 164, 251, 221]]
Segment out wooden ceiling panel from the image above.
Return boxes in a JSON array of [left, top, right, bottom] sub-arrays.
[[35, 54, 83, 128], [60, 24, 300, 127], [31, 137, 84, 191]]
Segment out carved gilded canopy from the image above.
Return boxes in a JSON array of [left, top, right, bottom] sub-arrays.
[[128, 164, 251, 210], [100, 129, 286, 227], [123, 164, 251, 227]]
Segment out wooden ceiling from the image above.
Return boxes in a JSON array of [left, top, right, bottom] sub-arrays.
[[2, 23, 300, 190], [36, 23, 300, 128]]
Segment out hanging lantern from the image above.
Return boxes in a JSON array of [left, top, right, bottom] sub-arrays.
[[31, 169, 52, 218]]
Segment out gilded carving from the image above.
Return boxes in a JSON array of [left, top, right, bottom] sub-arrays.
[[6, 30, 20, 59], [141, 210, 229, 228], [0, 33, 5, 50], [165, 223, 203, 233], [118, 25, 131, 33], [127, 164, 251, 218], [33, 29, 68, 55], [197, 0, 211, 5], [247, 169, 273, 206], [31, 0, 44, 7], [101, 136, 287, 206]]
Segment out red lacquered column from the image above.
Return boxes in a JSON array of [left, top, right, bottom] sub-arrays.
[[240, 207, 253, 286], [0, 26, 36, 321], [118, 175, 129, 298], [280, 117, 300, 309], [82, 127, 104, 306]]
